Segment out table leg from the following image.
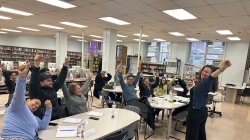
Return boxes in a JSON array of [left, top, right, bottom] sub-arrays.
[[166, 109, 172, 139]]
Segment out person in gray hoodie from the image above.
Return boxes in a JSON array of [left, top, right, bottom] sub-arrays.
[[61, 73, 93, 116]]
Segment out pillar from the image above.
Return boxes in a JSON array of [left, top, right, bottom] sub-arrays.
[[56, 32, 68, 67]]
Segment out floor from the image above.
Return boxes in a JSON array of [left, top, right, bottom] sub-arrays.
[[0, 93, 250, 140]]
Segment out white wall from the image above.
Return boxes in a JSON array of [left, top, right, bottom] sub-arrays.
[[171, 42, 191, 76], [0, 34, 81, 52], [220, 42, 249, 86]]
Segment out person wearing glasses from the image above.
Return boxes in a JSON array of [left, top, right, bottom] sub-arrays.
[[1, 62, 52, 140]]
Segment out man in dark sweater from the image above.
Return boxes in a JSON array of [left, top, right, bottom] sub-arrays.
[[93, 71, 112, 99], [29, 55, 68, 120], [1, 64, 17, 107], [139, 73, 159, 97]]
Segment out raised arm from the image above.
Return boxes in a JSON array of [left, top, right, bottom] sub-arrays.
[[29, 55, 42, 99], [10, 63, 29, 112], [116, 65, 125, 86], [105, 73, 112, 82], [61, 83, 70, 100], [133, 72, 141, 86], [38, 100, 52, 130], [81, 74, 93, 95], [211, 60, 231, 78], [151, 73, 160, 89], [53, 58, 69, 91]]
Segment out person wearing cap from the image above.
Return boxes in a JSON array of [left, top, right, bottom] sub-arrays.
[[29, 55, 68, 120]]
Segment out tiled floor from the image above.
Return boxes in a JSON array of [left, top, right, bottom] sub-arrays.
[[0, 93, 250, 140]]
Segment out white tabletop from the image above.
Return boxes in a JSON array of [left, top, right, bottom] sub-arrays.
[[103, 86, 139, 93], [149, 96, 189, 109], [39, 108, 140, 140]]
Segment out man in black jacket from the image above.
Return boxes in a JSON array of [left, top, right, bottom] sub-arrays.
[[29, 55, 68, 120], [1, 64, 17, 107], [93, 71, 112, 99]]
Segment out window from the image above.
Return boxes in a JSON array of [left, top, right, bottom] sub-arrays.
[[189, 42, 225, 66], [147, 42, 171, 62], [189, 42, 206, 65]]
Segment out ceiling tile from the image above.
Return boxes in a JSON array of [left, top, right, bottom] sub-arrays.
[[187, 6, 220, 18], [211, 1, 247, 16]]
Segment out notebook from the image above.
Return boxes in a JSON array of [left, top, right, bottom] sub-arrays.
[[87, 111, 104, 117], [63, 117, 82, 124], [56, 126, 77, 137]]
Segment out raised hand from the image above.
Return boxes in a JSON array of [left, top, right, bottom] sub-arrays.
[[18, 64, 29, 77], [116, 64, 122, 73], [0, 63, 5, 71], [44, 100, 52, 109], [155, 72, 159, 77], [34, 54, 43, 67], [218, 60, 231, 71], [63, 57, 70, 67]]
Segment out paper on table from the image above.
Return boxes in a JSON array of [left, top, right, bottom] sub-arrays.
[[63, 117, 82, 123], [56, 126, 77, 137], [84, 128, 96, 138], [87, 111, 104, 117]]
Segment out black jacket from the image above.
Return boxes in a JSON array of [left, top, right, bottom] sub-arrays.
[[93, 73, 112, 99], [177, 78, 189, 97], [2, 70, 16, 95], [139, 77, 159, 97], [29, 66, 68, 120]]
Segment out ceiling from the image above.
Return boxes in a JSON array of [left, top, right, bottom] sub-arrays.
[[1, 0, 250, 42]]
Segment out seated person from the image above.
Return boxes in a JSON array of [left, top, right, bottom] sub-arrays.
[[139, 73, 159, 97], [93, 71, 112, 99], [117, 65, 156, 130], [61, 73, 93, 116], [156, 76, 175, 96], [0, 64, 18, 107], [29, 55, 68, 120], [1, 63, 52, 140]]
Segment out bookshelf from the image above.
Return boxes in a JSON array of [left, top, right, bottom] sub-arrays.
[[0, 45, 56, 69], [67, 51, 81, 67], [90, 55, 101, 74], [183, 63, 194, 80], [141, 62, 164, 74]]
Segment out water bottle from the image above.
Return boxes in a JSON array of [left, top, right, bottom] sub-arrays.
[[111, 102, 117, 118], [69, 70, 74, 81], [79, 120, 85, 138], [6, 63, 10, 70], [169, 90, 174, 103]]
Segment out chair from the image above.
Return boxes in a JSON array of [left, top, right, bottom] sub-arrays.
[[207, 94, 222, 118], [102, 130, 128, 140], [172, 111, 188, 134], [127, 100, 154, 139], [239, 87, 250, 103], [124, 105, 140, 140]]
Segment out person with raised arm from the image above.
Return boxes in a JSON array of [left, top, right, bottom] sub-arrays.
[[186, 60, 231, 140], [1, 62, 52, 140], [29, 55, 69, 120]]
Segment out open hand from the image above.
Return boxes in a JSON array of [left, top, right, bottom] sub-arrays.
[[116, 64, 122, 73], [34, 54, 43, 67], [64, 57, 70, 67]]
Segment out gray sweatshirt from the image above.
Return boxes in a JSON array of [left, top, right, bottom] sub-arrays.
[[62, 78, 91, 115]]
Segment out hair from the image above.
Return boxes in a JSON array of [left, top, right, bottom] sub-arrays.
[[126, 74, 135, 80], [39, 74, 52, 81], [11, 71, 18, 75], [142, 77, 149, 82], [198, 65, 218, 92], [187, 79, 193, 82], [40, 68, 49, 74], [159, 77, 167, 89], [68, 83, 79, 93], [26, 97, 41, 106]]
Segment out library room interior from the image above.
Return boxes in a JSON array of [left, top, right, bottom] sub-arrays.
[[0, 0, 250, 140]]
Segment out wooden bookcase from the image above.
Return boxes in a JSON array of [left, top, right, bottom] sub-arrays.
[[67, 51, 81, 67], [141, 62, 164, 74], [0, 45, 56, 69], [90, 55, 101, 74]]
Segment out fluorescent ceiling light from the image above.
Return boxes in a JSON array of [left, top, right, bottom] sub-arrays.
[[38, 24, 64, 29], [0, 6, 33, 16], [227, 37, 241, 41], [99, 17, 130, 25], [117, 40, 123, 42], [0, 31, 7, 34], [133, 39, 145, 42], [92, 39, 103, 42], [169, 32, 185, 36], [133, 33, 149, 37], [89, 35, 103, 38], [186, 38, 199, 41], [154, 38, 166, 42], [216, 30, 233, 35], [76, 39, 87, 42], [117, 34, 127, 38], [17, 27, 40, 31], [71, 35, 82, 39], [0, 15, 12, 20], [59, 22, 87, 28], [36, 0, 76, 9], [163, 9, 197, 20], [1, 28, 22, 32]]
